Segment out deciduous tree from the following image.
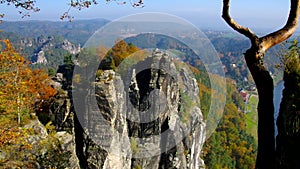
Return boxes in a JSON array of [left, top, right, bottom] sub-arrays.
[[0, 39, 56, 125], [222, 0, 300, 168]]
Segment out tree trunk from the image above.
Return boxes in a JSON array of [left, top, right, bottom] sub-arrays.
[[222, 1, 300, 168], [244, 46, 275, 169]]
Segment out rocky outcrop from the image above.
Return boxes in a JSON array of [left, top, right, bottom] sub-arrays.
[[26, 36, 80, 64], [34, 50, 48, 64], [62, 39, 81, 54], [55, 131, 81, 169], [50, 49, 206, 168], [124, 50, 205, 169], [71, 49, 206, 168], [45, 62, 80, 168], [49, 65, 74, 132], [276, 58, 300, 168], [0, 119, 80, 168]]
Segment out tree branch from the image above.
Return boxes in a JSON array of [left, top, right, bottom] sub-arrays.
[[222, 0, 258, 45], [261, 0, 300, 51]]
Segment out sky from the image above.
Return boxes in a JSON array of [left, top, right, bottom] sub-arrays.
[[0, 0, 292, 31]]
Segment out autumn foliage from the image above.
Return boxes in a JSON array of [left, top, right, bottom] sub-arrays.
[[0, 39, 59, 167], [99, 40, 139, 70], [0, 39, 56, 126]]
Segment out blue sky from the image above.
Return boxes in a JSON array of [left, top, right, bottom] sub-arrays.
[[0, 0, 292, 31]]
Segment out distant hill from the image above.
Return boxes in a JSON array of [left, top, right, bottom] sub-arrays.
[[0, 19, 109, 45], [0, 32, 80, 69], [0, 19, 109, 69], [0, 19, 288, 87]]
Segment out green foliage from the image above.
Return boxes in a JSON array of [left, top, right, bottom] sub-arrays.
[[36, 134, 71, 168], [281, 39, 300, 130], [203, 80, 257, 169], [133, 165, 142, 169], [48, 67, 56, 77], [130, 137, 140, 155], [275, 38, 300, 168], [179, 90, 196, 123], [64, 53, 74, 66], [95, 69, 104, 79], [226, 79, 245, 109], [182, 61, 211, 119], [245, 95, 258, 140], [284, 39, 300, 74]]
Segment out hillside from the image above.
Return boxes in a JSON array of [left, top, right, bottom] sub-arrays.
[[0, 32, 80, 69], [0, 19, 266, 168], [0, 19, 285, 87], [0, 19, 109, 45]]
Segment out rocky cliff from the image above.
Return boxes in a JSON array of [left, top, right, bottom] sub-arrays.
[[276, 56, 300, 168], [30, 37, 80, 64], [52, 49, 206, 168]]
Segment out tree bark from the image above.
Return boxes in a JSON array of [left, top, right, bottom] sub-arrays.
[[244, 46, 275, 169], [222, 0, 300, 168]]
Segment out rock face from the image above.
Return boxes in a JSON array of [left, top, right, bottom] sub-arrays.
[[79, 49, 205, 168], [62, 39, 81, 54], [50, 63, 75, 132], [52, 49, 206, 168], [276, 63, 300, 168], [26, 36, 80, 64], [0, 119, 80, 168], [35, 51, 48, 64]]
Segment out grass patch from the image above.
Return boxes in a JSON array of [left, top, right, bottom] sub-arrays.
[[245, 95, 258, 141]]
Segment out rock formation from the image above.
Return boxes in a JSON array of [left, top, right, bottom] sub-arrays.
[[51, 49, 206, 168]]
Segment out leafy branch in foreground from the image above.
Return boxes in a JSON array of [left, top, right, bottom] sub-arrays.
[[275, 39, 300, 74], [0, 0, 40, 19], [0, 0, 144, 21]]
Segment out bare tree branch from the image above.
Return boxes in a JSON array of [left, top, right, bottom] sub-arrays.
[[222, 0, 300, 168], [0, 0, 40, 19], [222, 0, 258, 45], [60, 0, 144, 21], [261, 0, 300, 51]]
